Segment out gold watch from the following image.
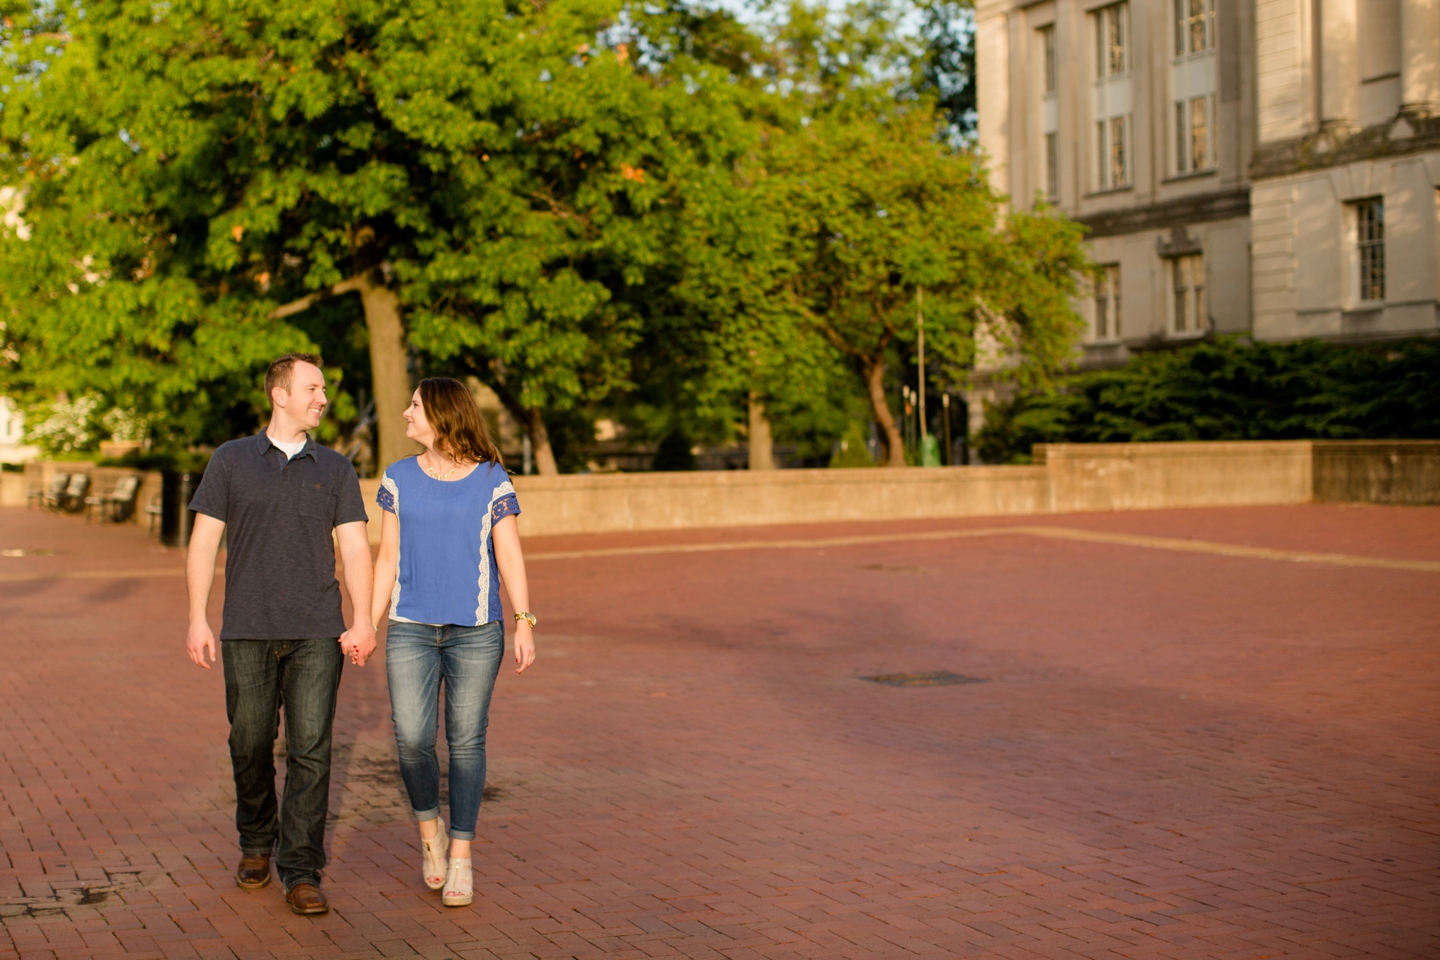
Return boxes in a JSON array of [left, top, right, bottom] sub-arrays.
[[513, 612, 537, 629]]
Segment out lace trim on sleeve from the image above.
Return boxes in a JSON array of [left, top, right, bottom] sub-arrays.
[[491, 491, 519, 523]]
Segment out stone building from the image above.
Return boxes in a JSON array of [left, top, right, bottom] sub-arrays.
[[974, 0, 1440, 384]]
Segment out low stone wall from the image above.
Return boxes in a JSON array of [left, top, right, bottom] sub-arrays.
[[13, 438, 1435, 540], [357, 465, 1051, 541], [355, 438, 1436, 542], [0, 471, 25, 507], [1035, 441, 1315, 513], [1312, 440, 1440, 505]]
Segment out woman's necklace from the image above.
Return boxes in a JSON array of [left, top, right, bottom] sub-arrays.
[[423, 454, 461, 480]]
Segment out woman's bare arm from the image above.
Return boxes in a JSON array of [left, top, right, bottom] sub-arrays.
[[371, 510, 400, 630], [492, 514, 535, 673]]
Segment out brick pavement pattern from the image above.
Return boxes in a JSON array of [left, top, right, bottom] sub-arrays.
[[0, 503, 1436, 960]]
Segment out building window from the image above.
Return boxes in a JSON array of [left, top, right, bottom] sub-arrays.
[[1093, 4, 1130, 190], [1096, 4, 1127, 78], [1097, 116, 1128, 189], [1094, 265, 1121, 340], [1174, 96, 1213, 172], [1356, 199, 1385, 302], [1171, 254, 1206, 333], [1038, 25, 1059, 201], [1041, 25, 1057, 94], [1174, 0, 1214, 56], [1171, 0, 1217, 176]]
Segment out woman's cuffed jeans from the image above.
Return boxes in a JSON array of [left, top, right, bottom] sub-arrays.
[[222, 638, 344, 892], [385, 620, 504, 840]]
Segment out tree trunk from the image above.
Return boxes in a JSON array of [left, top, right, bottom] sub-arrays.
[[865, 358, 906, 467], [747, 392, 776, 470], [527, 407, 559, 476], [357, 274, 422, 470]]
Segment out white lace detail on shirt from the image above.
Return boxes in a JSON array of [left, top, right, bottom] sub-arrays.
[[381, 474, 414, 623], [474, 480, 516, 626]]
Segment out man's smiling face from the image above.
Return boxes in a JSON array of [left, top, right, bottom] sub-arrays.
[[281, 361, 328, 429]]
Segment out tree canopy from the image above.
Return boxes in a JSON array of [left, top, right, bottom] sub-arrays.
[[1, 0, 1089, 473]]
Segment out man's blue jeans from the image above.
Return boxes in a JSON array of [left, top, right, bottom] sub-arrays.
[[222, 638, 343, 891], [385, 621, 504, 840]]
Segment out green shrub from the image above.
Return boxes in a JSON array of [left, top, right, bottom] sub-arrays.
[[829, 421, 876, 468], [976, 337, 1440, 463]]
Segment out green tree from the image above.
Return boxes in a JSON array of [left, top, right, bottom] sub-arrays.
[[755, 104, 1087, 466], [0, 3, 310, 449], [1, 0, 717, 473], [667, 0, 1069, 469], [406, 2, 763, 473]]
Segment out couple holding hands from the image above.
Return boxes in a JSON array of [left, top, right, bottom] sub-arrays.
[[186, 354, 534, 914]]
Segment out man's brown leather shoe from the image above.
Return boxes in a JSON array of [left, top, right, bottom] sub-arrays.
[[285, 882, 329, 915], [235, 854, 271, 890]]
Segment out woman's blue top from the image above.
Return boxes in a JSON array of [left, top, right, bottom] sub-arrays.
[[376, 457, 521, 627]]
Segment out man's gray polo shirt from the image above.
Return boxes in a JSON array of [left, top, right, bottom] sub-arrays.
[[190, 433, 369, 640]]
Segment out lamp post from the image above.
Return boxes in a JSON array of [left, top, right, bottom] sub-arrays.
[[917, 288, 941, 466], [942, 393, 952, 465], [917, 287, 926, 445]]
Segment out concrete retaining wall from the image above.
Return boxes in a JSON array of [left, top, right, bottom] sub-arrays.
[[355, 438, 1437, 542], [10, 439, 1434, 539], [1035, 441, 1315, 513], [1312, 440, 1440, 505]]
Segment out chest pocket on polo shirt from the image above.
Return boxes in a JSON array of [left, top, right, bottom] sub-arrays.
[[299, 481, 337, 524]]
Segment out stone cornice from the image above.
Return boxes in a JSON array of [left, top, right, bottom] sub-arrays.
[[1073, 189, 1251, 238], [1249, 114, 1440, 181]]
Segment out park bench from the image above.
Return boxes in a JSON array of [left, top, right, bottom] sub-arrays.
[[85, 474, 142, 523], [56, 473, 90, 513], [29, 473, 70, 510]]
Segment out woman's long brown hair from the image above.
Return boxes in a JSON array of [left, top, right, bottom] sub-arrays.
[[417, 378, 504, 467]]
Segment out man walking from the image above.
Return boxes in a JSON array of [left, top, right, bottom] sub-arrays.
[[185, 353, 376, 916]]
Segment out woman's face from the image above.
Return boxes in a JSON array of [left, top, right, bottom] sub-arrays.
[[403, 390, 435, 447]]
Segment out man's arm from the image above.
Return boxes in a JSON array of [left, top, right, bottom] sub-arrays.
[[186, 513, 227, 669], [336, 520, 377, 666]]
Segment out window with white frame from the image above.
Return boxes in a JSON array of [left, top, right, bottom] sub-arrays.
[[1174, 0, 1214, 55], [1039, 25, 1059, 201], [1170, 254, 1206, 333], [1093, 4, 1131, 190], [1174, 96, 1215, 173], [1096, 4, 1127, 77], [1355, 198, 1385, 302], [1171, 0, 1217, 175], [1093, 265, 1121, 340]]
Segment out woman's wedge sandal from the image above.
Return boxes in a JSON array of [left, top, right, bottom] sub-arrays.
[[443, 858, 473, 906], [421, 820, 449, 891]]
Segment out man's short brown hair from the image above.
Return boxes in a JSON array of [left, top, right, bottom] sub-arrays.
[[264, 353, 324, 405]]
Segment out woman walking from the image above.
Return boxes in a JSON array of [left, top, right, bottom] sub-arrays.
[[371, 377, 537, 906]]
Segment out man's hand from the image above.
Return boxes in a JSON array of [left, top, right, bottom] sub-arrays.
[[340, 621, 377, 667], [187, 620, 218, 669]]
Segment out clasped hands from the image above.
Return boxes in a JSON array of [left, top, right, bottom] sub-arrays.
[[340, 621, 377, 667]]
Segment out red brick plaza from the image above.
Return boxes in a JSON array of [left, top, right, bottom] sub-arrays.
[[1, 503, 1436, 960]]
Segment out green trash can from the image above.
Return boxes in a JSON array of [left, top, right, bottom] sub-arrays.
[[919, 435, 942, 467]]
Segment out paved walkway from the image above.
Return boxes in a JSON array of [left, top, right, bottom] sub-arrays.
[[0, 503, 1436, 960]]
